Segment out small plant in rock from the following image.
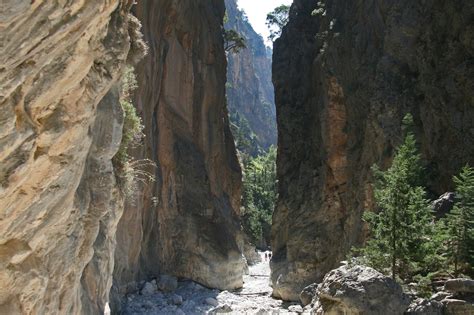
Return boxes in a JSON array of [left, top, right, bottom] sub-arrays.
[[113, 66, 155, 197]]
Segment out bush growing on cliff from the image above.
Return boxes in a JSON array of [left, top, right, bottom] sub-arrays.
[[223, 29, 247, 53], [266, 5, 290, 41], [113, 66, 155, 196]]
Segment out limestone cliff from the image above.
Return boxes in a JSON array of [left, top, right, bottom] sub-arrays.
[[113, 0, 244, 303], [0, 1, 137, 314], [271, 0, 474, 301], [224, 0, 277, 155]]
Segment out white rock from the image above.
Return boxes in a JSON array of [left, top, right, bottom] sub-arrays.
[[205, 297, 219, 307], [213, 303, 232, 313], [288, 305, 303, 313]]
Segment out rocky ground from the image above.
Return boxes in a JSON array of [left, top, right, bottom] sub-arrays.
[[122, 252, 308, 314]]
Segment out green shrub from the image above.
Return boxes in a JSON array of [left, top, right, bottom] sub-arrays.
[[113, 66, 155, 196]]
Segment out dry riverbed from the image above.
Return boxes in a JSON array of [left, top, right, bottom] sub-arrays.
[[122, 253, 308, 314]]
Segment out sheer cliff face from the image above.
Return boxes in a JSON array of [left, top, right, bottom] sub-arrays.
[[271, 0, 474, 301], [114, 0, 244, 298], [224, 0, 277, 153], [0, 1, 135, 314]]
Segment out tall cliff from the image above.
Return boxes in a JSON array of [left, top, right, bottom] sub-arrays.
[[0, 1, 140, 314], [224, 0, 277, 155], [271, 0, 474, 301], [113, 0, 245, 304]]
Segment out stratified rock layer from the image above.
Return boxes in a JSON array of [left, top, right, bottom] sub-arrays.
[[0, 1, 134, 314], [271, 0, 474, 300], [113, 0, 244, 304]]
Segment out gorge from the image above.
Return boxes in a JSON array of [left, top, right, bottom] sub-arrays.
[[0, 0, 473, 314]]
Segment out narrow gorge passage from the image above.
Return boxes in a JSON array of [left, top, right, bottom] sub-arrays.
[[122, 253, 302, 314], [1, 0, 473, 314]]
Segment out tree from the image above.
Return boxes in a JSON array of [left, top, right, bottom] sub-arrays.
[[266, 5, 290, 42], [223, 29, 246, 53], [241, 146, 277, 244], [443, 165, 474, 276], [359, 126, 433, 281]]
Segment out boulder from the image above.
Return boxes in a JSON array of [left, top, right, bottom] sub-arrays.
[[158, 275, 178, 292], [405, 298, 443, 315], [433, 192, 455, 218], [442, 298, 474, 315], [141, 282, 157, 296], [444, 279, 474, 294], [431, 292, 452, 301], [312, 265, 411, 315], [243, 241, 262, 266], [211, 304, 233, 313], [300, 283, 318, 306], [171, 294, 183, 305], [288, 305, 303, 313]]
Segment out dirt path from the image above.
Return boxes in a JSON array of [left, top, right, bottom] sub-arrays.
[[123, 253, 306, 314]]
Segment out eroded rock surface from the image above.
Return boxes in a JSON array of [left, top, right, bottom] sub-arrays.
[[224, 0, 277, 154], [113, 0, 245, 307], [310, 265, 411, 315], [271, 0, 474, 300], [0, 1, 135, 313]]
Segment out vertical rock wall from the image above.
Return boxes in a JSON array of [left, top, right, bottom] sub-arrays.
[[224, 0, 277, 154], [113, 0, 244, 302], [271, 0, 474, 301], [0, 1, 134, 314]]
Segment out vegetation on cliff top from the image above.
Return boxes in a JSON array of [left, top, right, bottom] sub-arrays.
[[266, 5, 290, 42]]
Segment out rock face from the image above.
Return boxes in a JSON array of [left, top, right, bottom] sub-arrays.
[[271, 0, 474, 300], [113, 0, 245, 305], [224, 0, 277, 154], [0, 1, 136, 314], [311, 265, 411, 315]]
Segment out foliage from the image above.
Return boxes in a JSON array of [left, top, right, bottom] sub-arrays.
[[228, 108, 262, 156], [223, 29, 247, 53], [356, 115, 435, 281], [241, 146, 277, 244], [114, 67, 143, 166], [266, 5, 290, 42], [113, 66, 155, 196], [440, 165, 474, 276]]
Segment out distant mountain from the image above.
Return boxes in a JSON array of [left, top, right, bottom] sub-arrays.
[[225, 0, 277, 156]]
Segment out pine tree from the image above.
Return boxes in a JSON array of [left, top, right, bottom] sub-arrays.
[[444, 165, 474, 276], [360, 130, 433, 281]]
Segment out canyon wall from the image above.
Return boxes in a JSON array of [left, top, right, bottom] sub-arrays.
[[0, 1, 138, 314], [113, 0, 245, 305], [224, 0, 277, 155], [271, 0, 474, 301]]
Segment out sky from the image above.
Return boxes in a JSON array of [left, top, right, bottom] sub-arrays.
[[237, 0, 293, 45]]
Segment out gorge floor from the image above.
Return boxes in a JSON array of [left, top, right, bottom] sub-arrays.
[[123, 253, 306, 314]]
